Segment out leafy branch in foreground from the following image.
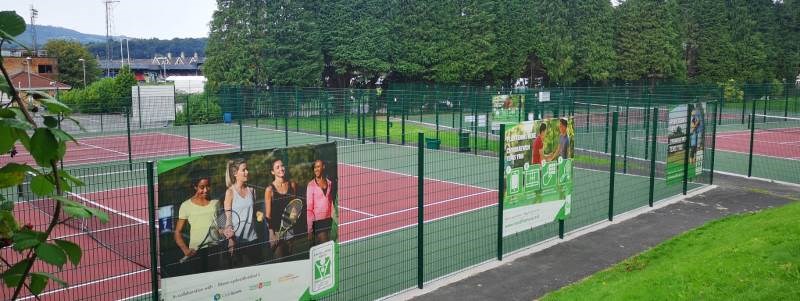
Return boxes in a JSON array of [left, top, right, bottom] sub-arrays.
[[0, 11, 108, 300]]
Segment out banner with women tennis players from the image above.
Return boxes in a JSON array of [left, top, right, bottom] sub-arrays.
[[666, 103, 705, 184], [156, 142, 338, 300], [492, 94, 525, 130], [503, 118, 575, 236]]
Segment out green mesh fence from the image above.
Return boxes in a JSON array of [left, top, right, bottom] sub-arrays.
[[9, 83, 797, 301]]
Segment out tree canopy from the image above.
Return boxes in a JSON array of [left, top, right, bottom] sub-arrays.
[[205, 0, 800, 88], [43, 40, 100, 87]]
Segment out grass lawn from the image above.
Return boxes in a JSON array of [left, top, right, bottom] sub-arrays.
[[541, 199, 800, 301]]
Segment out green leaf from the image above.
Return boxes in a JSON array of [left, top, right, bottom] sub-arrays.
[[63, 116, 85, 131], [12, 237, 40, 251], [15, 128, 31, 150], [50, 128, 77, 144], [60, 171, 85, 187], [85, 207, 109, 223], [0, 80, 10, 98], [0, 195, 13, 210], [0, 28, 28, 49], [30, 175, 55, 196], [36, 243, 67, 268], [51, 195, 79, 207], [2, 259, 31, 288], [0, 125, 13, 155], [31, 272, 66, 287], [30, 128, 60, 166], [62, 206, 92, 219], [0, 163, 36, 188], [29, 91, 72, 114], [54, 239, 82, 266], [28, 273, 48, 295], [0, 11, 26, 37], [0, 209, 18, 238], [43, 116, 59, 128]]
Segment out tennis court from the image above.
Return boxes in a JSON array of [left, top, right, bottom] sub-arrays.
[[2, 151, 496, 300], [0, 132, 235, 167]]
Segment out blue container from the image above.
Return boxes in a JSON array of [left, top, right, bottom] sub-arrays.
[[223, 112, 233, 124]]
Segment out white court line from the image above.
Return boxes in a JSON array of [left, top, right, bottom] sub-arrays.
[[339, 190, 495, 227], [157, 131, 239, 148], [79, 141, 129, 155], [340, 162, 496, 192], [17, 269, 150, 300], [67, 192, 148, 224], [339, 206, 376, 217]]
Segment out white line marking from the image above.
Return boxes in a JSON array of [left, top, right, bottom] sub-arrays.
[[79, 141, 129, 155], [17, 269, 150, 300], [339, 206, 376, 217], [340, 162, 496, 191], [67, 192, 148, 224], [340, 190, 495, 227]]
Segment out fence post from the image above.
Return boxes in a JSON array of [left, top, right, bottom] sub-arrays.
[[357, 91, 362, 140], [604, 91, 610, 153], [126, 106, 133, 171], [435, 98, 440, 139], [186, 95, 192, 156], [372, 91, 377, 143], [284, 98, 289, 147], [784, 82, 790, 119], [497, 124, 505, 260], [682, 105, 691, 195], [473, 93, 478, 156], [709, 101, 719, 185], [648, 107, 658, 207], [402, 98, 406, 145], [238, 98, 244, 152], [417, 132, 425, 289], [137, 85, 143, 129], [608, 111, 619, 221], [747, 99, 756, 177], [146, 161, 158, 301], [295, 88, 300, 132], [386, 95, 391, 144], [623, 98, 629, 174]]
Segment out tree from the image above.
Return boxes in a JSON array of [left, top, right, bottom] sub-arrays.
[[113, 66, 136, 101], [43, 39, 100, 87], [0, 11, 107, 299], [570, 0, 616, 83], [615, 0, 685, 84], [679, 0, 737, 83]]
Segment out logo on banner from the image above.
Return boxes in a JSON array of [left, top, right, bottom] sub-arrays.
[[310, 241, 336, 294]]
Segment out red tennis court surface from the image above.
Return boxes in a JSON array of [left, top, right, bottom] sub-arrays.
[[3, 164, 495, 300], [714, 129, 800, 159], [0, 132, 235, 167]]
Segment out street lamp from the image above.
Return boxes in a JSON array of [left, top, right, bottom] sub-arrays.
[[25, 57, 32, 91], [79, 58, 86, 88]]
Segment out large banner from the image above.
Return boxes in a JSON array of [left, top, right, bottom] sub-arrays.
[[492, 94, 525, 130], [666, 103, 706, 184], [157, 143, 338, 300], [503, 118, 575, 237]]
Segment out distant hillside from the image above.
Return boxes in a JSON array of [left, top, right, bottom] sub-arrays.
[[3, 24, 206, 60], [12, 24, 114, 46]]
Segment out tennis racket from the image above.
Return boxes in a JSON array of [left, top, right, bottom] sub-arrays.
[[179, 208, 240, 263], [276, 198, 304, 240]]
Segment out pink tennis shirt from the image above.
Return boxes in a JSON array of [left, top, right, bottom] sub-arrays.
[[306, 178, 333, 231]]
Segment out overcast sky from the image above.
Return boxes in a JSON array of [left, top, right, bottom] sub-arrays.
[[2, 0, 217, 39]]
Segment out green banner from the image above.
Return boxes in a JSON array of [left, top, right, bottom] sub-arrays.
[[503, 118, 575, 237], [492, 94, 525, 130], [157, 142, 339, 300], [666, 103, 706, 184]]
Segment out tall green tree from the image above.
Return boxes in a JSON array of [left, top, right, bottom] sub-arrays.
[[570, 0, 616, 83], [319, 0, 392, 86], [679, 0, 736, 83], [774, 0, 799, 81], [43, 40, 100, 87], [532, 0, 576, 85], [615, 0, 685, 83], [204, 0, 267, 91]]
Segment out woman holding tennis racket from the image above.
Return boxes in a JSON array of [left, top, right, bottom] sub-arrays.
[[223, 159, 260, 266], [306, 159, 334, 244], [173, 177, 222, 273], [264, 158, 302, 260]]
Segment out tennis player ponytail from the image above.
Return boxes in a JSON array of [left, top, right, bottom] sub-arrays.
[[226, 158, 245, 188]]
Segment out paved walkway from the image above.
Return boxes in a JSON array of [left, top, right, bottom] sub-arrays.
[[399, 175, 799, 301]]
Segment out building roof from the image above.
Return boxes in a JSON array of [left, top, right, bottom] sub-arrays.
[[9, 71, 71, 90], [99, 56, 205, 72]]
